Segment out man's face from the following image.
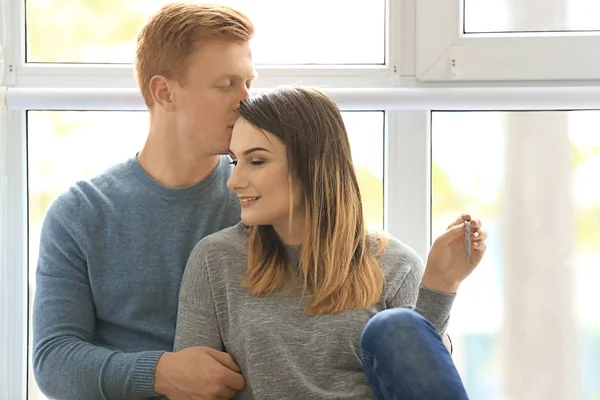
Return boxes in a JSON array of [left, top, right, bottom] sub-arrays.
[[170, 39, 256, 156]]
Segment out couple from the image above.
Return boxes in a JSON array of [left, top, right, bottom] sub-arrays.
[[32, 3, 486, 400]]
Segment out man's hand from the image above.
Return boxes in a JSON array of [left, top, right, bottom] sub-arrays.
[[154, 346, 245, 400]]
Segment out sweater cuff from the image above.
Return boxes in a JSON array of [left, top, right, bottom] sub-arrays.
[[414, 286, 456, 335], [132, 351, 166, 397]]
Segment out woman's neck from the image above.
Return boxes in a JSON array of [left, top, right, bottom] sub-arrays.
[[272, 214, 305, 245]]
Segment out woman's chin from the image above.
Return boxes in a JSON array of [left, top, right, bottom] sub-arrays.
[[240, 213, 261, 226]]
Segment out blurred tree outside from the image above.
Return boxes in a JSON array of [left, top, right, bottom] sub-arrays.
[[27, 0, 155, 62], [572, 144, 600, 251], [355, 167, 383, 230]]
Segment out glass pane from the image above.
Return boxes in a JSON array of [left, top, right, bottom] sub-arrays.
[[26, 110, 384, 399], [464, 0, 600, 33], [431, 110, 600, 400], [26, 0, 385, 64]]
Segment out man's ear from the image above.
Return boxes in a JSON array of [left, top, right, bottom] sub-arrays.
[[149, 75, 176, 112]]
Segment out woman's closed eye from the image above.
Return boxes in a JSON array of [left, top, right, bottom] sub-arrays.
[[228, 159, 265, 166]]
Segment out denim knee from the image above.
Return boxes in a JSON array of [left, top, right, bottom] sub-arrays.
[[361, 308, 428, 355]]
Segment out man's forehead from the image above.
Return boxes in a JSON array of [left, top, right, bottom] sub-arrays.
[[193, 40, 255, 73]]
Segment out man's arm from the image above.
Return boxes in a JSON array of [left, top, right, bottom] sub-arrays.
[[32, 192, 163, 400]]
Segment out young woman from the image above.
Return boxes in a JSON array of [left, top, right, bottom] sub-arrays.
[[174, 87, 487, 399]]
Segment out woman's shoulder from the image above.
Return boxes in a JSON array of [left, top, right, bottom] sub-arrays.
[[368, 231, 425, 276], [201, 221, 248, 245], [188, 222, 249, 267]]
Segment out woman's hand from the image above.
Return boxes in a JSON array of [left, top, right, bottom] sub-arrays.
[[421, 213, 487, 294]]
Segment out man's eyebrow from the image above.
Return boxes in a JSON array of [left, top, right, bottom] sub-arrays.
[[228, 147, 271, 157], [221, 72, 258, 81]]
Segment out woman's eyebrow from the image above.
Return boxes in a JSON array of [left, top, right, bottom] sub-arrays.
[[228, 147, 271, 157]]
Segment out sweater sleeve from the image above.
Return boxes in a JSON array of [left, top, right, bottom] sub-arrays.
[[386, 242, 456, 335], [32, 190, 164, 400], [173, 240, 223, 352], [413, 286, 456, 336]]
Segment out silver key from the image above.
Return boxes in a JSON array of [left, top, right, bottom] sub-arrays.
[[465, 220, 471, 261]]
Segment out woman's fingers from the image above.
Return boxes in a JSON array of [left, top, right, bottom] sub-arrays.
[[447, 213, 483, 230], [447, 213, 469, 229], [472, 229, 487, 242], [435, 223, 465, 246]]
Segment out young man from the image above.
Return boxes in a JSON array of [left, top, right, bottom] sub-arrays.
[[32, 3, 256, 399]]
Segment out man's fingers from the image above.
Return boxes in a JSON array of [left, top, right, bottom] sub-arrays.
[[215, 384, 237, 399], [208, 348, 241, 372], [203, 349, 245, 392], [218, 364, 245, 391]]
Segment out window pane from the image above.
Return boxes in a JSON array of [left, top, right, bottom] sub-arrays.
[[431, 111, 600, 400], [26, 0, 385, 64], [464, 0, 600, 33], [26, 110, 383, 399]]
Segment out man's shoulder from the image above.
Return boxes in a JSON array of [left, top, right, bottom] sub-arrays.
[[83, 158, 138, 196], [62, 157, 134, 196], [43, 158, 136, 224]]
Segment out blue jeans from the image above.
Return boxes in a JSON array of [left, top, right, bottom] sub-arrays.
[[360, 308, 469, 400]]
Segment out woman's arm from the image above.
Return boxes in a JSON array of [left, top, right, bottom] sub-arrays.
[[174, 243, 223, 351], [387, 254, 456, 335], [159, 242, 244, 399], [384, 244, 455, 351]]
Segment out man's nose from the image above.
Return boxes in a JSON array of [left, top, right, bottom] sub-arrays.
[[234, 86, 251, 110]]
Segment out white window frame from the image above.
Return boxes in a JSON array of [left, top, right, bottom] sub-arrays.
[[416, 0, 600, 81], [0, 109, 28, 400]]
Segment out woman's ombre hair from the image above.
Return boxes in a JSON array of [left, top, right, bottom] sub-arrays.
[[238, 87, 386, 314]]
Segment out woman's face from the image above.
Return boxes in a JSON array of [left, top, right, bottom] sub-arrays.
[[227, 117, 304, 241]]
